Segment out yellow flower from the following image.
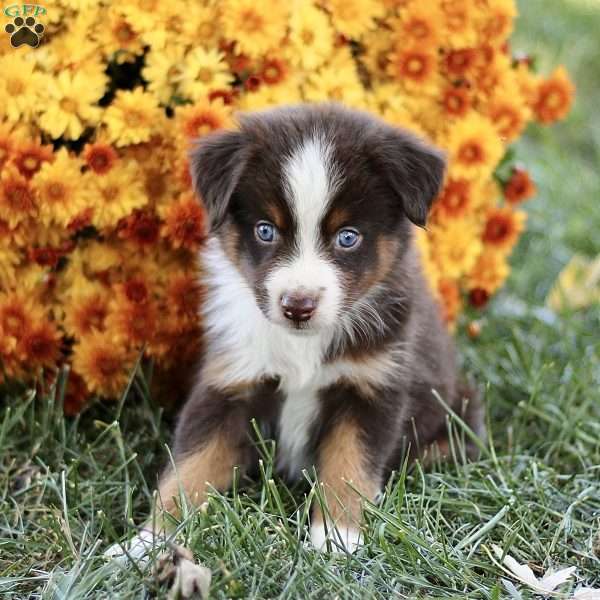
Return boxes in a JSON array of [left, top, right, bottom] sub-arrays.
[[391, 2, 444, 49], [0, 244, 20, 289], [0, 52, 41, 124], [32, 149, 89, 227], [142, 44, 186, 104], [431, 219, 483, 279], [220, 0, 289, 57], [178, 47, 233, 102], [38, 69, 106, 140], [95, 6, 145, 63], [174, 100, 233, 149], [387, 45, 440, 95], [440, 0, 478, 48], [288, 1, 335, 71], [468, 248, 510, 294], [446, 114, 505, 181], [486, 88, 530, 143], [103, 88, 164, 147], [303, 48, 366, 107], [324, 0, 384, 39], [478, 0, 517, 46], [86, 161, 147, 230]]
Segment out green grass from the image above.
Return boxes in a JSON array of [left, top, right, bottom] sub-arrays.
[[2, 1, 600, 598]]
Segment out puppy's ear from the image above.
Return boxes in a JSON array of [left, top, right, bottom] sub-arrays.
[[373, 126, 446, 227], [189, 129, 250, 230]]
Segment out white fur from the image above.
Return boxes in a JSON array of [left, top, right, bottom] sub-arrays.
[[265, 136, 343, 330], [309, 522, 363, 553], [104, 529, 165, 565]]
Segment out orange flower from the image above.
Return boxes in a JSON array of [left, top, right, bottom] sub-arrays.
[[504, 167, 537, 204], [0, 126, 15, 171], [83, 142, 118, 175], [166, 271, 202, 328], [117, 210, 161, 248], [394, 3, 443, 48], [441, 87, 471, 118], [444, 48, 477, 78], [72, 330, 135, 398], [0, 165, 37, 227], [434, 178, 473, 219], [260, 57, 289, 85], [533, 66, 575, 124], [117, 275, 151, 305], [162, 195, 207, 250], [488, 96, 528, 142], [12, 140, 54, 179], [387, 47, 437, 90], [0, 293, 42, 338], [64, 292, 110, 338], [175, 99, 232, 144], [16, 319, 62, 370], [106, 298, 157, 346], [482, 207, 526, 252], [437, 278, 462, 324]]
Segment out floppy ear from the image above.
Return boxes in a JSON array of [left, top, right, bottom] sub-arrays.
[[189, 129, 250, 230], [373, 126, 446, 227]]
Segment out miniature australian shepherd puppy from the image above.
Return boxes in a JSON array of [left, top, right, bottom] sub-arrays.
[[111, 103, 483, 558]]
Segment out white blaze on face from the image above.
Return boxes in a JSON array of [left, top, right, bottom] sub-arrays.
[[265, 135, 343, 330]]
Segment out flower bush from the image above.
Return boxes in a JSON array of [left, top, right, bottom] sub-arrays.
[[0, 0, 574, 410]]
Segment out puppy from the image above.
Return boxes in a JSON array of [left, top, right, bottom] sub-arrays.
[[126, 103, 483, 556]]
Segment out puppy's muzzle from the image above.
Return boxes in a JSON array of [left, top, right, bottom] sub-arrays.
[[280, 292, 318, 323]]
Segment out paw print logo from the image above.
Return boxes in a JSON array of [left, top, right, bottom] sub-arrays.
[[5, 15, 44, 48]]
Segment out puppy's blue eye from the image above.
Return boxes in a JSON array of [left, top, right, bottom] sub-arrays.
[[336, 228, 361, 249], [256, 221, 276, 243]]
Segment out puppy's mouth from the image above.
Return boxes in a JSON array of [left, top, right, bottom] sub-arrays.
[[274, 318, 320, 335]]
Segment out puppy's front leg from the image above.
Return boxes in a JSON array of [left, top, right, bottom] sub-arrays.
[[310, 416, 382, 553]]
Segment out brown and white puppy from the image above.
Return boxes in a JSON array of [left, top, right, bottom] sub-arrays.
[[111, 103, 483, 558]]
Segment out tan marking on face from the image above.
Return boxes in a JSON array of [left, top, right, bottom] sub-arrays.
[[157, 431, 239, 516], [219, 223, 241, 267], [324, 206, 351, 235], [313, 418, 379, 529]]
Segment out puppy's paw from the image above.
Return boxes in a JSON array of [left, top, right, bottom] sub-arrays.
[[309, 521, 363, 553], [156, 544, 211, 599], [104, 529, 166, 566]]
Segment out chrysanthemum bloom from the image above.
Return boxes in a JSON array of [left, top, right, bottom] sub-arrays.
[[86, 161, 147, 229], [0, 125, 15, 171], [468, 248, 510, 294], [447, 114, 504, 181], [83, 142, 118, 175], [504, 167, 537, 204], [324, 0, 384, 39], [482, 207, 527, 253], [0, 53, 40, 124], [16, 319, 62, 371], [166, 271, 203, 330], [387, 46, 439, 94], [72, 330, 135, 398], [437, 279, 462, 324], [142, 45, 186, 104], [433, 178, 474, 220], [174, 100, 232, 146], [178, 47, 233, 101], [32, 149, 88, 227], [220, 0, 289, 57], [393, 2, 444, 48], [106, 296, 158, 346], [98, 7, 145, 63], [533, 66, 575, 124], [440, 0, 478, 48], [63, 290, 110, 338], [0, 165, 37, 227], [12, 140, 54, 179], [479, 0, 517, 45], [38, 70, 106, 140], [116, 276, 151, 306], [431, 219, 483, 279], [161, 195, 207, 251], [0, 292, 42, 339], [288, 1, 334, 71], [487, 91, 529, 142], [103, 88, 164, 147], [443, 48, 478, 78], [440, 86, 471, 118], [117, 210, 161, 249]]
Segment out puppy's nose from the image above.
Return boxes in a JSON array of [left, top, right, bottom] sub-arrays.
[[280, 293, 317, 322]]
